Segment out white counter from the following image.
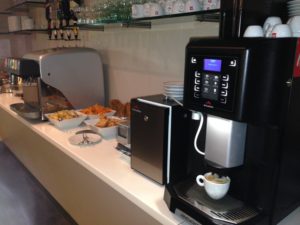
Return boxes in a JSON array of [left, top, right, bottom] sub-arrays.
[[1, 93, 299, 225], [0, 93, 183, 225]]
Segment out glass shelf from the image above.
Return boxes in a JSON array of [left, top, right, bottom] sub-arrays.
[[132, 9, 220, 23], [5, 1, 45, 12], [0, 8, 220, 35], [77, 9, 220, 30]]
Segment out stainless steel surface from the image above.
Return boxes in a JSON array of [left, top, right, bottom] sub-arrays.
[[22, 81, 39, 108], [22, 47, 105, 108], [10, 103, 40, 119], [117, 120, 131, 148], [205, 115, 247, 168], [20, 47, 105, 120]]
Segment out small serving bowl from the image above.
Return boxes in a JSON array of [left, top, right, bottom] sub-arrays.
[[45, 111, 87, 129]]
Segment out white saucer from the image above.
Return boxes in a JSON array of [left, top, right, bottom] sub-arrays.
[[69, 133, 102, 146], [288, 0, 300, 5], [163, 81, 184, 88]]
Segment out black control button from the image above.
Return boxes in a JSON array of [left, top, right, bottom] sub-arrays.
[[194, 92, 200, 98], [229, 60, 237, 67], [220, 97, 227, 104], [213, 88, 218, 95], [195, 78, 201, 84], [204, 73, 210, 79], [213, 75, 219, 81], [221, 75, 229, 81], [213, 81, 219, 87], [203, 87, 209, 93], [220, 90, 228, 96], [191, 57, 197, 64], [203, 79, 210, 86], [221, 82, 228, 89], [194, 85, 200, 91], [195, 71, 201, 78]]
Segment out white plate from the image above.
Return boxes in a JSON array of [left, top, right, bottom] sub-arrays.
[[163, 81, 184, 88], [288, 7, 300, 11], [288, 0, 300, 5], [164, 86, 184, 90], [45, 112, 87, 129], [165, 88, 183, 93], [287, 3, 300, 8], [166, 94, 183, 98], [84, 118, 119, 139], [288, 4, 300, 12], [289, 12, 300, 16], [69, 133, 102, 146], [288, 2, 300, 6]]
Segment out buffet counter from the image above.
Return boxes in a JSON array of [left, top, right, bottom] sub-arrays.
[[0, 93, 184, 225]]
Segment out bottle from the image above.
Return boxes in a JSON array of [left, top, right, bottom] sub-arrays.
[[45, 0, 53, 39], [61, 0, 71, 26]]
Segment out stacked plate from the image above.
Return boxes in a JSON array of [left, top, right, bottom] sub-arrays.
[[287, 0, 300, 17], [163, 81, 184, 100]]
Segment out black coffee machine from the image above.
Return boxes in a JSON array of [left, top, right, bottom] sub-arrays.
[[164, 38, 300, 225]]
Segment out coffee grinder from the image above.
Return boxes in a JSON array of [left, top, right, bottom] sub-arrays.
[[164, 38, 300, 225]]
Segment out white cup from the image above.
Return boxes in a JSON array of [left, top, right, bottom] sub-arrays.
[[263, 16, 282, 36], [203, 0, 220, 10], [288, 16, 300, 36], [165, 0, 175, 15], [132, 4, 144, 18], [172, 0, 185, 14], [143, 3, 152, 17], [243, 25, 264, 37], [185, 0, 201, 12], [271, 24, 292, 38], [150, 3, 164, 17], [196, 172, 231, 200]]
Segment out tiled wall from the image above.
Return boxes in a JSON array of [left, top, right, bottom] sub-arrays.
[[31, 8, 219, 102]]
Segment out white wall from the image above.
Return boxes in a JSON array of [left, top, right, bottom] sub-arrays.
[[29, 7, 219, 103], [0, 39, 11, 58]]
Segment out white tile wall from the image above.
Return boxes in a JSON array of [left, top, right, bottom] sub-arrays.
[[0, 39, 11, 58], [32, 21, 218, 102], [15, 7, 219, 102]]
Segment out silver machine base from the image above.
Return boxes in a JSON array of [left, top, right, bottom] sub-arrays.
[[10, 103, 40, 120], [174, 181, 259, 224]]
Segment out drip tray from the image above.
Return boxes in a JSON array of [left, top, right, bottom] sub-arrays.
[[174, 181, 259, 224], [10, 103, 40, 120]]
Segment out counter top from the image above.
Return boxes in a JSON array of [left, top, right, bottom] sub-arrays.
[[0, 93, 183, 225], [2, 93, 300, 225]]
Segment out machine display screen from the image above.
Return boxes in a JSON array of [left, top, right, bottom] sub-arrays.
[[204, 59, 222, 72]]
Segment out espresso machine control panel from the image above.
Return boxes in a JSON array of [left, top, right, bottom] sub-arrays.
[[186, 54, 241, 112]]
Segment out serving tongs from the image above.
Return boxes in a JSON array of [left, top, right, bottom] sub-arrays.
[[79, 133, 92, 145]]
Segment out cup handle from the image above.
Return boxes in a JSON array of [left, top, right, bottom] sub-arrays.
[[196, 175, 205, 187], [264, 23, 270, 32]]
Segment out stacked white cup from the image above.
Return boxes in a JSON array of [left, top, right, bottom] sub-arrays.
[[243, 16, 294, 38], [263, 17, 282, 37], [288, 16, 300, 37]]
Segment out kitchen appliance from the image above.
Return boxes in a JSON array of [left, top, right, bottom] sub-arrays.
[[130, 95, 190, 185], [11, 47, 105, 120], [2, 57, 23, 94], [164, 38, 300, 225], [116, 120, 131, 155]]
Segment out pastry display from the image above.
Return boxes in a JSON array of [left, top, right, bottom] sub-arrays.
[[47, 110, 79, 121], [79, 104, 113, 116], [109, 99, 131, 118]]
